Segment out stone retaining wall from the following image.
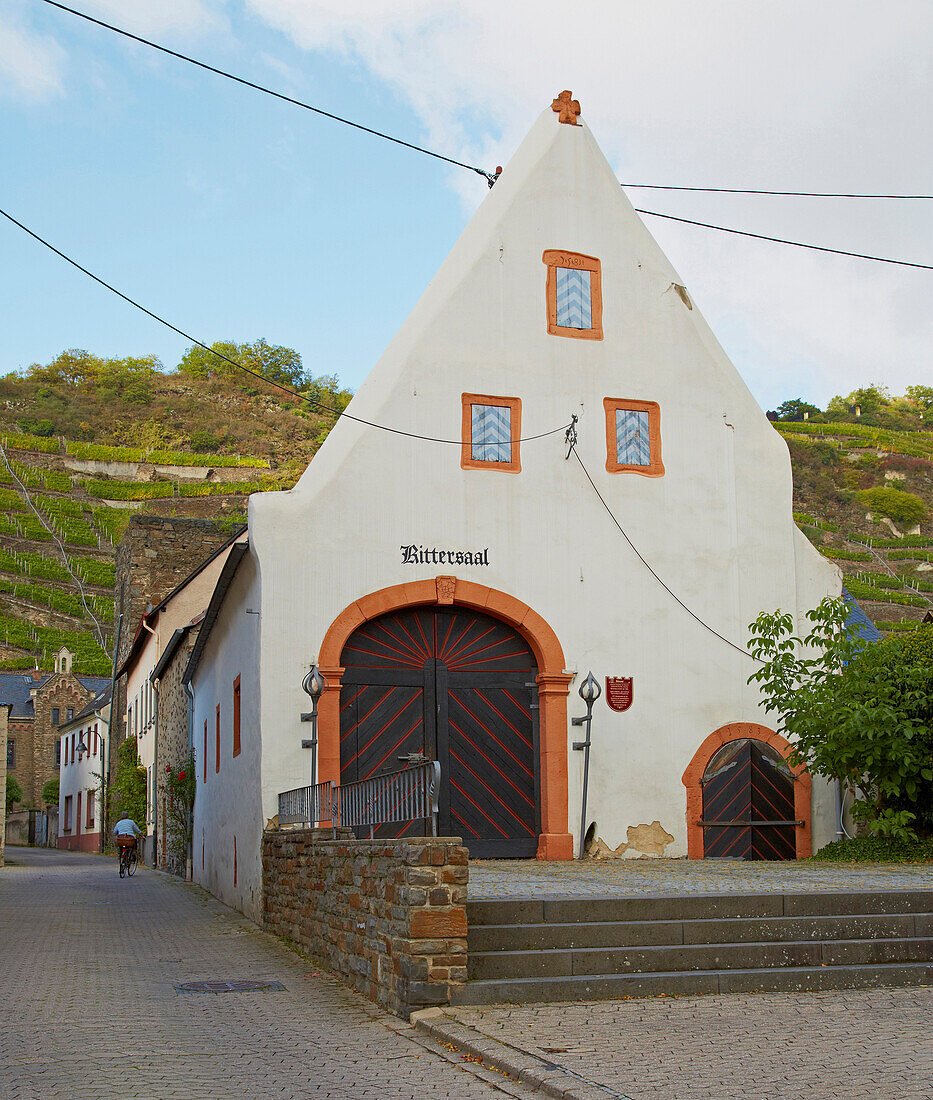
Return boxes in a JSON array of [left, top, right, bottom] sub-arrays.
[[262, 829, 468, 1019]]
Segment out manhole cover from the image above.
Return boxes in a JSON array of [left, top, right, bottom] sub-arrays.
[[174, 980, 286, 994]]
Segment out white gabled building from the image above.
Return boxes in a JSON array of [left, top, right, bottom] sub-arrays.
[[57, 689, 110, 853], [186, 95, 843, 919]]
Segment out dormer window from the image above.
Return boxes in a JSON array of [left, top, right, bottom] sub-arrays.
[[461, 394, 522, 473], [543, 250, 603, 340], [604, 398, 664, 477]]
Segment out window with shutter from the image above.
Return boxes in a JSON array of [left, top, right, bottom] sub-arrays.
[[603, 398, 664, 477], [460, 394, 522, 472], [543, 250, 603, 339]]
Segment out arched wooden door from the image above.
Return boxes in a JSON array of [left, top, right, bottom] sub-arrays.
[[339, 605, 540, 857], [701, 739, 798, 860]]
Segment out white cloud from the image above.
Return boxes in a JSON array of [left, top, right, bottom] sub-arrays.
[[245, 0, 933, 406], [0, 15, 65, 100], [76, 0, 224, 39]]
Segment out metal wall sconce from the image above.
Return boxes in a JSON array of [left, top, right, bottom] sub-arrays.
[[301, 664, 328, 789], [572, 671, 600, 859]]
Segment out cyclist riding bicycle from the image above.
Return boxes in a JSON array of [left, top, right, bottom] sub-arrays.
[[113, 817, 143, 877]]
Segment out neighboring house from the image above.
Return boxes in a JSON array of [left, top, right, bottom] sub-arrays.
[[57, 690, 110, 852], [0, 648, 109, 811], [117, 531, 245, 869], [150, 618, 201, 876], [0, 702, 10, 865], [184, 96, 844, 919]]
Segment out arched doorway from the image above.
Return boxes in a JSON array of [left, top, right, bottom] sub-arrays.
[[701, 739, 797, 860], [340, 605, 540, 857], [317, 577, 573, 860], [682, 723, 812, 860]]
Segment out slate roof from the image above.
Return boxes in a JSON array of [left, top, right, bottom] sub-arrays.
[[0, 672, 111, 719], [842, 585, 882, 644]]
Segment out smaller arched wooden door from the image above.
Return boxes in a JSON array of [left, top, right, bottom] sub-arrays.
[[701, 739, 799, 860], [339, 605, 540, 857]]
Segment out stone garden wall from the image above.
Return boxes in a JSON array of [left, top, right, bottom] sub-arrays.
[[262, 828, 468, 1019]]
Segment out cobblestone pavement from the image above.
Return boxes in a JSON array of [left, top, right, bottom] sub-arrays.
[[445, 986, 933, 1100], [0, 848, 541, 1100], [470, 858, 933, 898]]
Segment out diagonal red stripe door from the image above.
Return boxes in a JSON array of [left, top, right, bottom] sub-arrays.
[[339, 605, 540, 856]]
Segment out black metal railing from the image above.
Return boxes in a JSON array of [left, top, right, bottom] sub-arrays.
[[278, 760, 441, 838]]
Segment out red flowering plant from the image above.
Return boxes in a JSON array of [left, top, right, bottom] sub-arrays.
[[160, 749, 196, 871]]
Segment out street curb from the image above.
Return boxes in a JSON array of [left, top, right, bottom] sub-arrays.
[[411, 1011, 619, 1100]]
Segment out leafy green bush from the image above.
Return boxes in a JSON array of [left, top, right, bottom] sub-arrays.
[[90, 506, 130, 544], [809, 836, 933, 863], [886, 550, 933, 562], [42, 778, 59, 807], [6, 773, 23, 811], [75, 558, 115, 587], [749, 606, 933, 838], [857, 486, 928, 526], [177, 481, 263, 497], [109, 739, 146, 826], [875, 620, 926, 632], [0, 514, 54, 542]]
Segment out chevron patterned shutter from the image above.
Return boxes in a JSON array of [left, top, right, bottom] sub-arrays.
[[555, 267, 592, 329], [616, 409, 651, 466], [471, 404, 512, 462]]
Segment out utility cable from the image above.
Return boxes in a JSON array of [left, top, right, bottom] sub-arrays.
[[0, 205, 569, 446], [39, 0, 498, 184], [567, 439, 762, 663], [633, 208, 933, 270], [623, 184, 933, 200]]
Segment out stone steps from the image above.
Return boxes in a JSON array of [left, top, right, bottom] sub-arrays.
[[454, 890, 933, 1005]]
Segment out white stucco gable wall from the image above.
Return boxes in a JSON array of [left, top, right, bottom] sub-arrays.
[[248, 105, 840, 857]]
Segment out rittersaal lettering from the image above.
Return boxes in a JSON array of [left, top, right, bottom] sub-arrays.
[[400, 545, 490, 566]]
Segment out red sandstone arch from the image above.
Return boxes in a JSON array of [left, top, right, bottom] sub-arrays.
[[317, 576, 573, 860], [681, 722, 812, 860]]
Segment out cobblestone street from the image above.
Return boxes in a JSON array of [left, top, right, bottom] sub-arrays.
[[0, 849, 535, 1100], [3, 848, 931, 1100], [440, 984, 933, 1100]]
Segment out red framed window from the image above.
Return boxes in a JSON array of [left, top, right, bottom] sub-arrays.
[[203, 721, 208, 783], [215, 705, 221, 774], [86, 790, 94, 828], [70, 733, 75, 765], [76, 792, 82, 834], [232, 676, 241, 758], [460, 393, 522, 473], [63, 795, 73, 832], [542, 249, 603, 340], [603, 398, 664, 477]]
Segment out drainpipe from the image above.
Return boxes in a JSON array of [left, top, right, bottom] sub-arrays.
[[103, 613, 123, 854], [141, 618, 158, 868], [184, 679, 195, 881]]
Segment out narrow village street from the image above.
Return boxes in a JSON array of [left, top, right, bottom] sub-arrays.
[[0, 849, 539, 1100]]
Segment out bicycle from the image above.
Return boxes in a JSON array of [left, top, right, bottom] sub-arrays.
[[116, 835, 139, 878]]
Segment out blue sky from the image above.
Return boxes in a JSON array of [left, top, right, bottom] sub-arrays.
[[2, 1, 931, 411]]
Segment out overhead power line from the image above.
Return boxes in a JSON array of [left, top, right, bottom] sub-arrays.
[[39, 0, 498, 185], [567, 440, 761, 664], [634, 208, 933, 270], [0, 205, 569, 447], [44, 2, 929, 207], [623, 184, 933, 200]]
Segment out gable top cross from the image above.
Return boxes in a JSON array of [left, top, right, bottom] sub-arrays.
[[551, 90, 581, 125]]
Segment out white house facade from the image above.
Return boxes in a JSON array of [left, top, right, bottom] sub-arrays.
[[186, 96, 843, 916], [58, 693, 110, 853]]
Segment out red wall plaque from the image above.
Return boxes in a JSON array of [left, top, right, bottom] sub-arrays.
[[606, 677, 633, 712]]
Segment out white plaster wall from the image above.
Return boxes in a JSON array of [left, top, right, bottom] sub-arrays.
[[246, 107, 840, 857], [58, 712, 107, 841], [191, 556, 263, 920]]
